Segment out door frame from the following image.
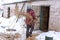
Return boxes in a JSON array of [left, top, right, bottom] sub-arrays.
[[39, 6, 50, 31]]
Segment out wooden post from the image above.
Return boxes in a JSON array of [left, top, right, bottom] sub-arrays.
[[15, 3, 19, 17]]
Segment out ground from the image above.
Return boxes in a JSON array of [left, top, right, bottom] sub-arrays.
[[26, 34, 38, 40], [26, 30, 42, 40]]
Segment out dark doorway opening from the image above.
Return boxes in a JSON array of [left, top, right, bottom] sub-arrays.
[[40, 6, 50, 32], [8, 7, 10, 18]]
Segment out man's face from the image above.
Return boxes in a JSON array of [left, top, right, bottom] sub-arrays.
[[29, 10, 34, 14]]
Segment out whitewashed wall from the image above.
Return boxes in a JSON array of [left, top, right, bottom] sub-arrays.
[[3, 3, 27, 18], [3, 4, 15, 17]]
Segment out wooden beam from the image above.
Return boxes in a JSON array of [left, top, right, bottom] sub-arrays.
[[2, 1, 31, 5]]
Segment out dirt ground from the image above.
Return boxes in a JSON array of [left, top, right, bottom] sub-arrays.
[[26, 34, 38, 40]]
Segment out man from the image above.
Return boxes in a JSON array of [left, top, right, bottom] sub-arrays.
[[15, 4, 36, 38], [26, 8, 36, 38]]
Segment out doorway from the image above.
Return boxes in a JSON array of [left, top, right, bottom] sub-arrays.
[[40, 6, 50, 32], [8, 7, 10, 18]]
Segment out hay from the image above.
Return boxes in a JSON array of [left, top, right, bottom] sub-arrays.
[[26, 34, 38, 40]]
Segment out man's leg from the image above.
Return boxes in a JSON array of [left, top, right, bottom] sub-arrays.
[[26, 25, 30, 38], [30, 26, 34, 37]]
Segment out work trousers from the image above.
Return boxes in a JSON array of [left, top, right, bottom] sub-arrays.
[[26, 25, 34, 38]]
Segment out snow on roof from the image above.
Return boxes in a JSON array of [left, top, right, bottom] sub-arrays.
[[0, 5, 3, 11], [2, 0, 29, 5]]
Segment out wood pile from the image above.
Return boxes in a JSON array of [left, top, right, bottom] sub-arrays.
[[0, 33, 21, 40]]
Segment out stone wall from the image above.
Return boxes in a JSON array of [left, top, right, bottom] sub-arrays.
[[31, 1, 60, 31], [49, 1, 60, 31]]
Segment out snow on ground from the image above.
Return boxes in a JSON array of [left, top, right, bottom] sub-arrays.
[[36, 31, 60, 40], [32, 30, 43, 35], [0, 16, 26, 40]]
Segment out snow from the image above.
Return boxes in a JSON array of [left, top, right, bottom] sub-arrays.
[[36, 31, 60, 40], [0, 15, 26, 40], [2, 0, 28, 4], [32, 30, 43, 35]]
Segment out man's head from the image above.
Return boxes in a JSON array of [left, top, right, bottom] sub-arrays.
[[27, 8, 36, 19], [27, 8, 34, 14]]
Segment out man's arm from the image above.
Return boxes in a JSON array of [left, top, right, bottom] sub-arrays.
[[19, 12, 33, 24]]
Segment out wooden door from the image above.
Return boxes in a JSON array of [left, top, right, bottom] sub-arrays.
[[40, 6, 50, 32]]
